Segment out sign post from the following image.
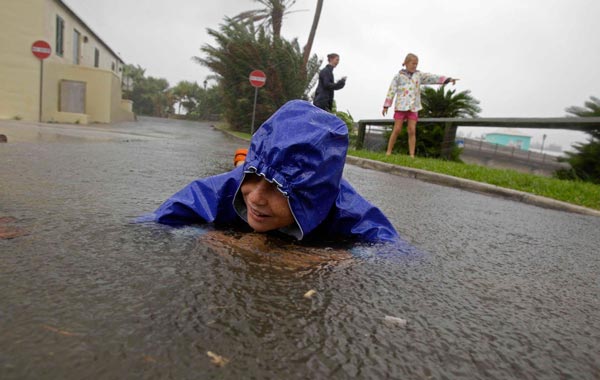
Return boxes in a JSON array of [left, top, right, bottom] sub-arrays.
[[248, 70, 266, 134], [32, 40, 52, 122]]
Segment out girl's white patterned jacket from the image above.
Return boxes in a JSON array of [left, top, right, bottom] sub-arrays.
[[383, 70, 448, 112]]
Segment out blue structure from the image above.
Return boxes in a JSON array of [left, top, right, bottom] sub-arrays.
[[484, 130, 532, 150]]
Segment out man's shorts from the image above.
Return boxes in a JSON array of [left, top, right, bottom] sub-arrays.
[[393, 110, 419, 121]]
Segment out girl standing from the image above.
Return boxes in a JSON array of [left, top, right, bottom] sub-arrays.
[[382, 53, 458, 157]]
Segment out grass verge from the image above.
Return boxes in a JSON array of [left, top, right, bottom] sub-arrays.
[[349, 149, 600, 211]]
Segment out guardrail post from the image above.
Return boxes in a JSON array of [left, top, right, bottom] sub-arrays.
[[356, 121, 366, 149], [441, 122, 457, 159]]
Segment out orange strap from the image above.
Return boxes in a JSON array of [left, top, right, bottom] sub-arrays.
[[233, 148, 248, 165]]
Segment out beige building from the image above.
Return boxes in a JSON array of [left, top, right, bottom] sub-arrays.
[[0, 0, 134, 124]]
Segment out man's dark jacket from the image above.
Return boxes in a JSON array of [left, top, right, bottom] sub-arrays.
[[313, 64, 346, 111]]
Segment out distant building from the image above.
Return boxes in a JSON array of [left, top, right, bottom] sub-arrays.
[[484, 129, 532, 150], [0, 0, 134, 124]]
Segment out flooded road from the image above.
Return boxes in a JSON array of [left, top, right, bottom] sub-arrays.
[[1, 117, 599, 379]]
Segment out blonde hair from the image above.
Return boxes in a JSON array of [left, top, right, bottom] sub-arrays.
[[403, 53, 418, 66]]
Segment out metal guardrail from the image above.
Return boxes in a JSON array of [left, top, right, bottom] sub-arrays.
[[356, 117, 600, 158]]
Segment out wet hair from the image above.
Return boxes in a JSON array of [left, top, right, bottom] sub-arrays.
[[327, 53, 339, 62], [402, 53, 418, 66]]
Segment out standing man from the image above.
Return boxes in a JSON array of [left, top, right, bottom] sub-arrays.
[[313, 53, 347, 112]]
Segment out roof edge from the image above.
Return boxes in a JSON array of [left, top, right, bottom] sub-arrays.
[[55, 0, 125, 64]]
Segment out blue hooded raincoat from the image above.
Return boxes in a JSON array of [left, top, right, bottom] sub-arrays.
[[142, 100, 399, 244]]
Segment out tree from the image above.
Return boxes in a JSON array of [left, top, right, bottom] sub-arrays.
[[234, 0, 323, 75], [565, 96, 600, 119], [170, 80, 224, 121], [420, 86, 481, 118], [555, 96, 600, 183], [386, 85, 481, 159], [302, 0, 324, 69], [136, 77, 173, 117], [232, 0, 298, 38], [194, 19, 321, 132], [122, 64, 173, 117], [171, 81, 203, 116], [122, 64, 145, 92], [189, 84, 224, 121]]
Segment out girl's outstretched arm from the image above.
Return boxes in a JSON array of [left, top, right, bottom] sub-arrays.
[[443, 77, 459, 85], [420, 72, 458, 85]]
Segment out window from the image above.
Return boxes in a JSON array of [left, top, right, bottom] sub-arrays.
[[55, 15, 64, 56], [94, 48, 99, 68], [73, 29, 81, 64]]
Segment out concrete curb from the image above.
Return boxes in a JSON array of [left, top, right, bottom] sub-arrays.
[[215, 125, 600, 218], [345, 156, 600, 217], [213, 125, 251, 144]]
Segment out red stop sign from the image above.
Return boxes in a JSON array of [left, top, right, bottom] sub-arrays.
[[249, 70, 266, 88], [32, 40, 52, 60]]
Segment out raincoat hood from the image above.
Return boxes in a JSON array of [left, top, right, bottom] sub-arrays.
[[233, 100, 348, 240]]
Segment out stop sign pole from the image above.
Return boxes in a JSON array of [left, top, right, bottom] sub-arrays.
[[249, 70, 266, 134], [32, 40, 52, 122]]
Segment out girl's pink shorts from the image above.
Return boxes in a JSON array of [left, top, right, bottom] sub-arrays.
[[393, 110, 419, 121]]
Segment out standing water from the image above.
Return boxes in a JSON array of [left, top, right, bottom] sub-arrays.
[[1, 117, 599, 379]]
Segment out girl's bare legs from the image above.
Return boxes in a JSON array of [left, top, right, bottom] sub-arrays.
[[386, 119, 404, 155], [407, 119, 418, 158]]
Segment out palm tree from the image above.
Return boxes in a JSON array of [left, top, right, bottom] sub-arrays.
[[234, 0, 324, 78], [193, 19, 321, 131], [420, 85, 481, 118], [302, 0, 324, 68], [172, 81, 203, 117], [232, 0, 298, 38], [556, 96, 600, 183], [566, 96, 600, 119]]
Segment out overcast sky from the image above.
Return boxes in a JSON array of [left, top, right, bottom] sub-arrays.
[[64, 0, 600, 150]]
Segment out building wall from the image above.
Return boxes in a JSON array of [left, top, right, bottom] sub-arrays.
[[44, 62, 111, 123], [0, 0, 133, 123], [0, 0, 46, 121]]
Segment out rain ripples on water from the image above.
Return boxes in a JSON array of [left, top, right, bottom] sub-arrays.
[[1, 117, 599, 379]]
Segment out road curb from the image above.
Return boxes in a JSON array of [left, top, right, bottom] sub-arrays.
[[345, 156, 600, 217]]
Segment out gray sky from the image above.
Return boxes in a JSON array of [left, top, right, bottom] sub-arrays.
[[64, 0, 600, 150]]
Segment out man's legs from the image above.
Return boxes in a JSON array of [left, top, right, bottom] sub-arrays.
[[313, 101, 330, 112]]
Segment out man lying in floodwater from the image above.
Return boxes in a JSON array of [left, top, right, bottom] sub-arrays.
[[138, 100, 400, 260]]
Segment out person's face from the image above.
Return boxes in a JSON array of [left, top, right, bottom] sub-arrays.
[[329, 56, 340, 67], [405, 57, 418, 73], [241, 174, 294, 232]]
